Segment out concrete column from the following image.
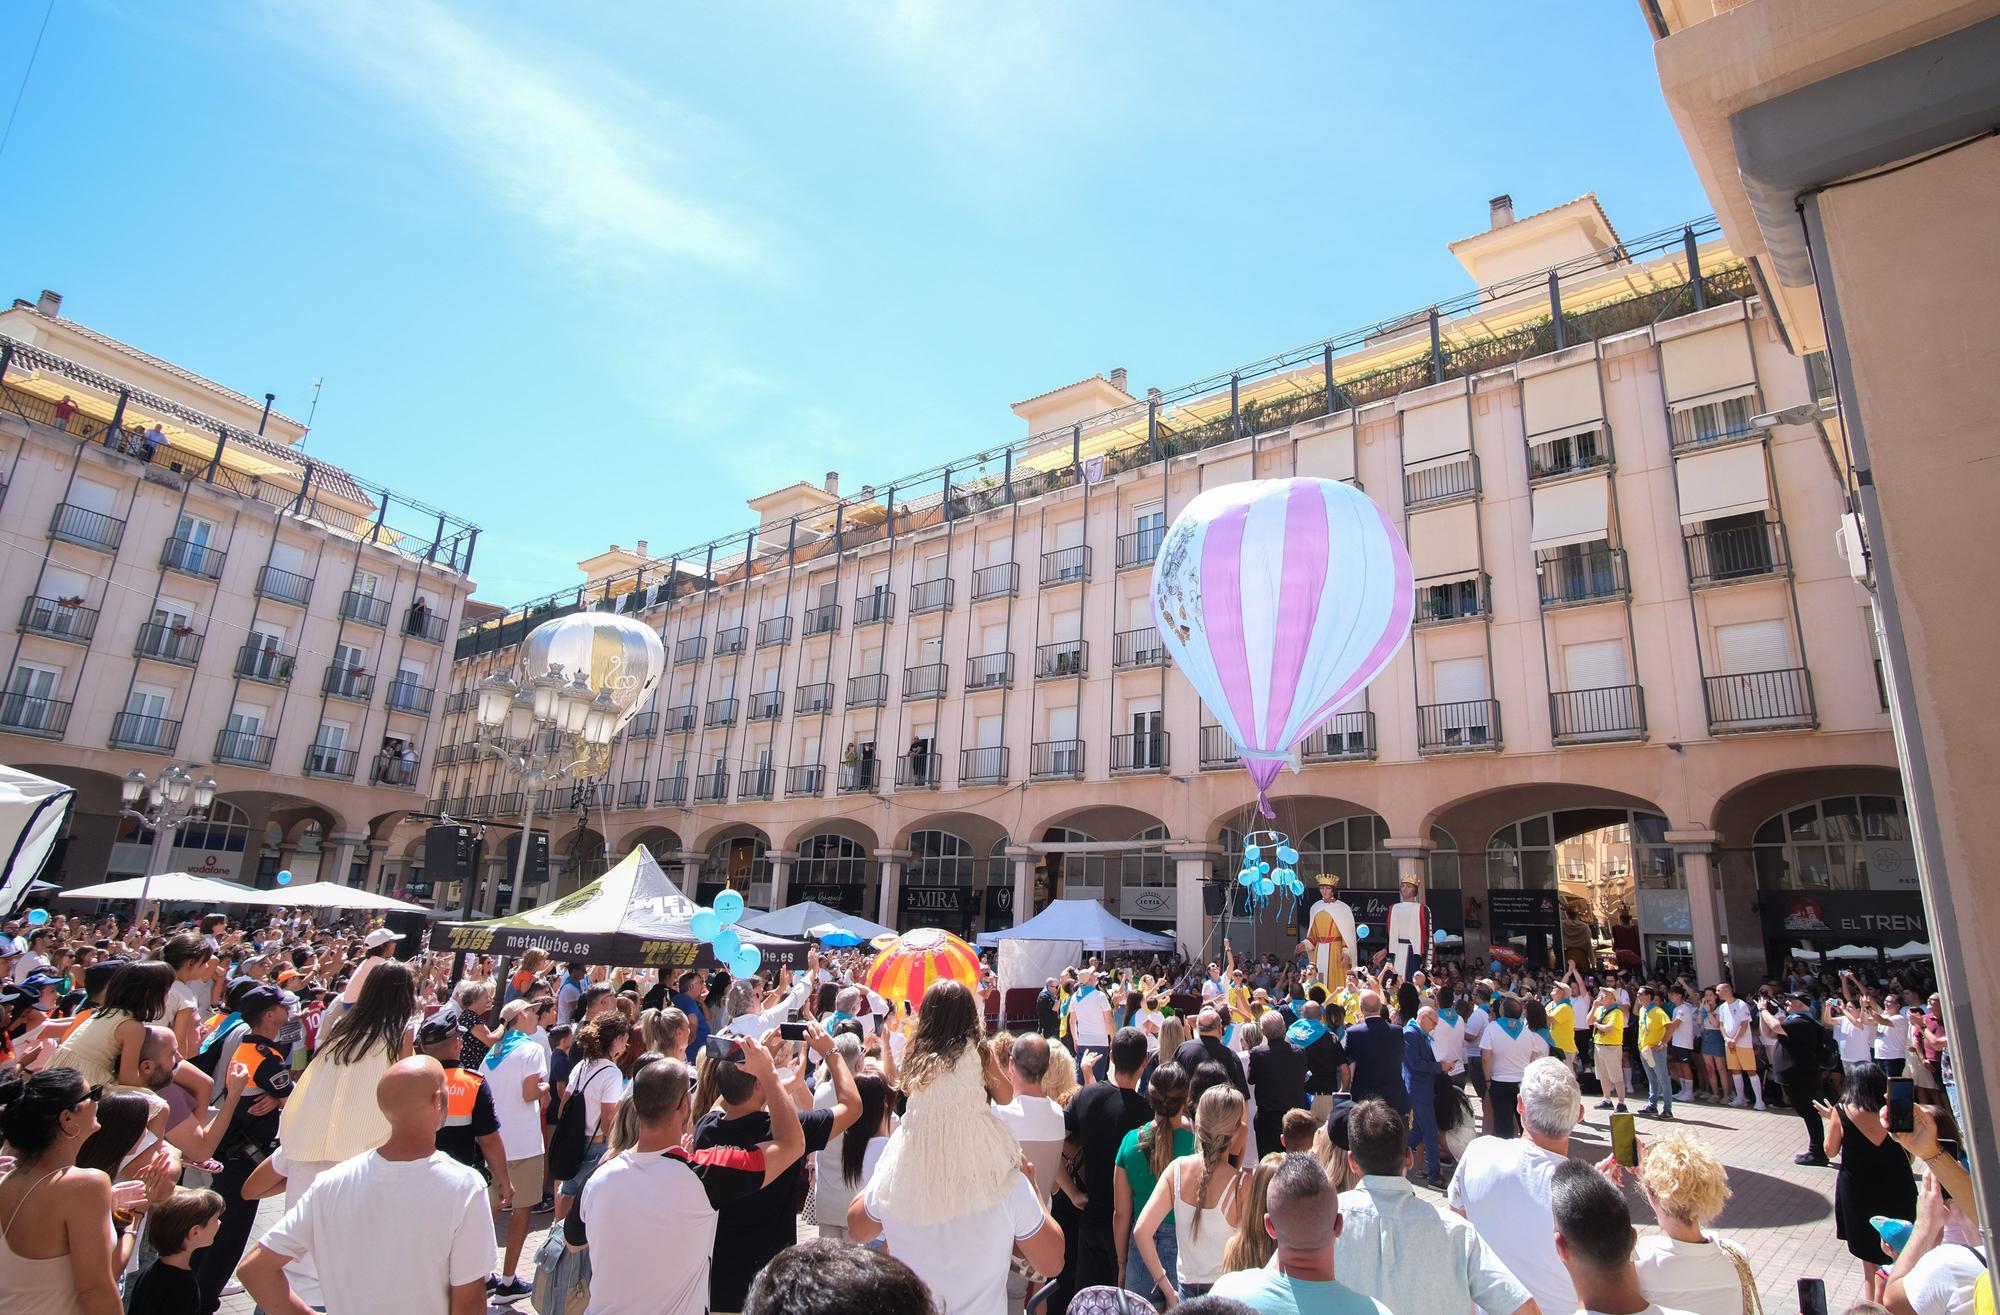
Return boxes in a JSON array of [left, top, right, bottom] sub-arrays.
[[675, 854, 701, 900], [1008, 849, 1037, 928], [875, 851, 910, 930], [766, 851, 795, 911], [1668, 830, 1725, 987], [1167, 842, 1221, 963], [320, 833, 363, 887], [477, 855, 509, 916], [362, 841, 389, 893]]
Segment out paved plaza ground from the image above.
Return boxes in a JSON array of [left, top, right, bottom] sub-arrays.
[[220, 1096, 1862, 1315]]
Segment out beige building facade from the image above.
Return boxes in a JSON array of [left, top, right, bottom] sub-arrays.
[[0, 293, 477, 891]]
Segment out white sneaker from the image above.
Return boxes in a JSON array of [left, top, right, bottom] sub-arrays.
[[1729, 1096, 1748, 1107], [1754, 1102, 1769, 1111]]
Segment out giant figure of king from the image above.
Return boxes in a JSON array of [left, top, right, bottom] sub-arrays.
[[1297, 873, 1358, 984]]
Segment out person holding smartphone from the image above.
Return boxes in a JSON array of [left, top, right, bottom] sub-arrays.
[[1819, 1062, 1916, 1306], [1758, 992, 1830, 1166]]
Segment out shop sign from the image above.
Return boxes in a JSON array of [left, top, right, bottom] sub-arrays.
[[1488, 889, 1561, 930], [1119, 886, 1176, 920], [793, 882, 865, 913], [985, 885, 1014, 918], [1760, 890, 1927, 939], [1863, 842, 1920, 892], [900, 885, 972, 916], [1638, 889, 1693, 935], [1342, 889, 1465, 933]]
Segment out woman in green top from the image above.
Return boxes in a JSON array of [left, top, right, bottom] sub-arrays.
[[1114, 1062, 1193, 1305]]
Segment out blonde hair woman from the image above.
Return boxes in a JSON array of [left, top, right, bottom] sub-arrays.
[[1157, 1014, 1188, 1066], [1634, 1130, 1754, 1315], [1133, 1084, 1251, 1302], [1042, 1041, 1081, 1109], [1222, 1152, 1284, 1273]]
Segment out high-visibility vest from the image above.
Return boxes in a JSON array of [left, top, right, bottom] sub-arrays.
[[443, 1066, 485, 1126]]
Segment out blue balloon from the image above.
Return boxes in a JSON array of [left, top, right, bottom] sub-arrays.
[[1355, 924, 1370, 940], [1491, 959, 1505, 975], [711, 928, 742, 963], [276, 870, 293, 886], [1289, 877, 1306, 897], [1256, 877, 1275, 897], [1245, 844, 1261, 863], [1276, 845, 1299, 866], [1434, 928, 1449, 943], [1237, 870, 1256, 887], [691, 910, 721, 941], [1258, 861, 1271, 875], [713, 890, 745, 926], [732, 945, 762, 977], [26, 907, 48, 926]]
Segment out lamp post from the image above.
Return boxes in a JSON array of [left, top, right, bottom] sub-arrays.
[[119, 765, 218, 922]]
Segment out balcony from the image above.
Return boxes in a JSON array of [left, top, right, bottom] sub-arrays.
[[304, 745, 358, 780], [694, 771, 729, 803], [848, 673, 888, 708], [910, 578, 953, 615], [134, 621, 203, 666], [757, 615, 792, 647], [674, 636, 706, 665], [494, 791, 524, 815], [738, 767, 776, 801], [1417, 699, 1502, 754], [1414, 574, 1490, 628], [1031, 739, 1084, 780], [625, 711, 658, 740], [1706, 668, 1816, 734], [855, 590, 895, 626], [1669, 394, 1759, 451], [1539, 548, 1628, 609], [897, 752, 942, 789], [1111, 732, 1169, 774], [49, 502, 125, 552], [1117, 525, 1165, 571], [19, 596, 98, 644], [255, 565, 313, 607], [159, 536, 225, 581], [1550, 685, 1647, 743], [386, 680, 435, 715], [1035, 640, 1087, 680], [903, 663, 947, 700], [108, 711, 179, 753], [1113, 627, 1168, 669], [839, 761, 880, 794], [1301, 711, 1376, 762], [972, 562, 1019, 600], [236, 643, 295, 685], [796, 682, 833, 715], [664, 704, 697, 733], [748, 690, 783, 721], [1403, 454, 1479, 508], [704, 697, 738, 726], [1040, 545, 1091, 586], [1685, 521, 1789, 588], [966, 652, 1013, 691], [1527, 428, 1610, 483], [786, 764, 826, 797], [214, 729, 275, 766], [961, 745, 1009, 785], [444, 691, 474, 714], [403, 606, 449, 644], [373, 757, 421, 788], [656, 776, 688, 806], [804, 603, 842, 636], [0, 693, 68, 739], [340, 590, 389, 627], [323, 667, 375, 702], [716, 626, 747, 656], [1199, 725, 1239, 770]]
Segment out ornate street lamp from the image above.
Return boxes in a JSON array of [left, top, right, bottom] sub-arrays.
[[120, 764, 219, 919]]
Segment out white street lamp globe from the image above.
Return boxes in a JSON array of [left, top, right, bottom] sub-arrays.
[[121, 770, 148, 806], [557, 672, 594, 735], [529, 668, 566, 723], [194, 777, 218, 811], [475, 674, 518, 728], [505, 692, 536, 741]]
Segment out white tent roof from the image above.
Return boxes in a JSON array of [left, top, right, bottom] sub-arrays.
[[1887, 940, 1932, 959], [59, 872, 266, 904], [239, 883, 433, 914], [742, 901, 894, 941], [976, 899, 1174, 953], [0, 766, 75, 915]]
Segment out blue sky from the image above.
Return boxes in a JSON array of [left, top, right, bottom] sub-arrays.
[[0, 2, 1707, 605]]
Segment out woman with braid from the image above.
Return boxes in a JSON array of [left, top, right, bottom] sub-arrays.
[[1132, 1083, 1251, 1302]]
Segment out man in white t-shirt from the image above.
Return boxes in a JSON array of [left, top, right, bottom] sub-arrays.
[[1668, 985, 1700, 1101], [1827, 993, 1880, 1067], [1874, 996, 1913, 1077], [238, 1057, 496, 1315], [1480, 996, 1550, 1138], [10, 927, 51, 983], [994, 1034, 1068, 1158], [1065, 969, 1116, 1078], [481, 999, 550, 1298], [1712, 983, 1763, 1109], [1449, 1057, 1588, 1315]]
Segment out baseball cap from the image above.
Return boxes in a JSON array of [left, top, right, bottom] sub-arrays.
[[498, 998, 536, 1027], [235, 984, 288, 1021], [363, 928, 403, 950], [418, 1013, 461, 1045], [83, 959, 131, 995]]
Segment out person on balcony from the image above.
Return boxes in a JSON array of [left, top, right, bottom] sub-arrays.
[[407, 596, 430, 635]]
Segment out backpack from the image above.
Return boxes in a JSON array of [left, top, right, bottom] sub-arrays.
[[547, 1062, 614, 1182]]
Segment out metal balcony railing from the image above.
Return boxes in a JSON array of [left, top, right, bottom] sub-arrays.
[[386, 681, 434, 715], [796, 682, 834, 714], [323, 667, 374, 701], [1040, 545, 1091, 586], [373, 757, 421, 787], [0, 693, 68, 739], [215, 729, 275, 766], [256, 564, 313, 607], [1300, 711, 1376, 761], [694, 771, 729, 803], [839, 761, 880, 794], [1417, 699, 1502, 753], [109, 711, 179, 752], [1550, 685, 1646, 742], [897, 752, 942, 789], [855, 590, 894, 626], [1111, 731, 1169, 774], [1199, 725, 1239, 770], [49, 502, 125, 551], [403, 606, 448, 644], [1685, 521, 1789, 587], [443, 690, 473, 714], [910, 578, 953, 615], [748, 690, 783, 721], [966, 652, 1013, 690], [617, 781, 650, 809], [1414, 574, 1490, 627], [786, 764, 826, 797], [664, 704, 696, 733], [1527, 428, 1610, 482], [236, 643, 295, 684], [738, 768, 776, 800], [19, 596, 97, 643], [757, 615, 792, 647], [1403, 453, 1479, 508], [1031, 739, 1084, 779], [340, 590, 389, 626], [134, 621, 202, 666], [804, 603, 842, 635], [704, 697, 738, 726], [304, 745, 358, 779], [675, 636, 706, 664], [961, 745, 1008, 785], [716, 626, 747, 656], [625, 711, 657, 739], [1116, 525, 1165, 571], [494, 791, 524, 815], [972, 562, 1019, 600], [1539, 548, 1628, 608], [159, 536, 225, 581], [1113, 628, 1168, 669], [656, 776, 688, 806], [903, 663, 947, 700], [1036, 640, 1086, 679], [1669, 394, 1759, 451], [848, 673, 888, 707], [1705, 668, 1816, 733]]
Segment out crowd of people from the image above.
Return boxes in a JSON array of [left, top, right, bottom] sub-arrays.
[[0, 904, 1982, 1315]]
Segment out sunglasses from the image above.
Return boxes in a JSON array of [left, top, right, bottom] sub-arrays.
[[65, 1085, 105, 1113]]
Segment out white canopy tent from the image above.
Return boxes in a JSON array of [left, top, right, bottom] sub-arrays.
[[239, 883, 433, 914], [58, 872, 266, 904], [975, 899, 1175, 953], [0, 766, 75, 915], [742, 901, 894, 942], [1887, 940, 1933, 959]]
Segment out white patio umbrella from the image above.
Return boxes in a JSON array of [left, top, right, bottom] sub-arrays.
[[1887, 940, 1933, 959], [58, 872, 265, 904], [239, 883, 432, 914], [1824, 943, 1878, 960]]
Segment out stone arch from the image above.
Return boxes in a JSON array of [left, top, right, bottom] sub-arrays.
[[1708, 764, 1905, 848], [697, 824, 772, 903], [615, 824, 684, 859], [781, 816, 880, 857], [1205, 794, 1383, 853]]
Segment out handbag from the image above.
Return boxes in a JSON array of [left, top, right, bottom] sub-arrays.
[[530, 1228, 592, 1315], [1714, 1236, 1763, 1315]]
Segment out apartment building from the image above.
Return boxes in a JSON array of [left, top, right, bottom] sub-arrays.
[[0, 292, 477, 890], [410, 194, 1903, 987]]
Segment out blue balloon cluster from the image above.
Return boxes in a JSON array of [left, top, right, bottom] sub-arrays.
[[26, 907, 48, 926], [276, 869, 293, 886], [1236, 832, 1306, 917], [692, 888, 761, 978]]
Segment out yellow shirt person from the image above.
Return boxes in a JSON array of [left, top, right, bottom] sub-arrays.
[[1592, 1003, 1625, 1047], [1638, 1003, 1672, 1053], [1548, 999, 1577, 1055]]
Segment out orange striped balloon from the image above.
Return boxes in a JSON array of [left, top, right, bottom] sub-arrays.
[[864, 926, 982, 1005]]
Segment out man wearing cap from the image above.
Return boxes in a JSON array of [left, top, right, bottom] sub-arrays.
[[337, 926, 403, 1012], [1759, 989, 1830, 1166], [418, 1014, 512, 1205], [1298, 873, 1358, 986], [196, 983, 296, 1314], [481, 997, 549, 1300]]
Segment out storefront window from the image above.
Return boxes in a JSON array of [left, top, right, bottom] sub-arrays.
[[793, 833, 868, 892], [1121, 825, 1170, 889], [1427, 825, 1460, 889], [907, 830, 974, 886], [1488, 808, 1673, 969], [1299, 813, 1394, 888], [1752, 795, 1909, 890], [702, 834, 768, 890], [1044, 826, 1105, 899]]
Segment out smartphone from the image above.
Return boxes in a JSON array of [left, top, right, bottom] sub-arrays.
[[778, 1021, 809, 1042], [1798, 1277, 1828, 1315], [1887, 1076, 1916, 1134], [1610, 1112, 1638, 1168], [703, 1034, 745, 1064]]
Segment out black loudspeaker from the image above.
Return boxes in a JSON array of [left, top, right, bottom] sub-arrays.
[[1202, 882, 1227, 916], [424, 824, 476, 883], [381, 910, 428, 959], [505, 830, 550, 886]]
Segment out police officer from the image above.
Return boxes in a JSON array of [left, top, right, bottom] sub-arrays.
[[420, 1013, 512, 1205], [194, 983, 295, 1315]]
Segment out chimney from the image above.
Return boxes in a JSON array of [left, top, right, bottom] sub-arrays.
[[1109, 367, 1129, 393], [635, 539, 648, 557], [1489, 195, 1514, 230], [35, 290, 61, 318], [823, 471, 839, 495]]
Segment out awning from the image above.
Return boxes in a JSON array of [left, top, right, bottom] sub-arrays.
[[1522, 362, 1603, 439], [1408, 501, 1481, 583], [1660, 325, 1757, 407], [1676, 443, 1770, 523], [1400, 397, 1471, 466], [1294, 423, 1355, 483], [0, 766, 74, 916], [1530, 474, 1611, 550]]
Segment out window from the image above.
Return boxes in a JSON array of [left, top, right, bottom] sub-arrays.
[[908, 831, 974, 887], [795, 834, 868, 885], [1753, 795, 1909, 891], [1043, 826, 1104, 898], [1669, 393, 1756, 449], [2, 663, 62, 729], [1715, 618, 1790, 675], [1299, 814, 1394, 889], [352, 569, 381, 597], [1121, 825, 1170, 890]]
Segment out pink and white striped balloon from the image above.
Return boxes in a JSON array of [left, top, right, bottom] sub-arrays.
[[1151, 478, 1414, 817]]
